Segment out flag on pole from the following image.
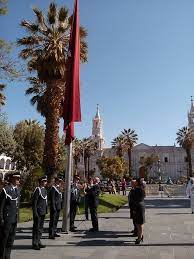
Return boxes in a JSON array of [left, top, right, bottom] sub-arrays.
[[63, 0, 81, 145]]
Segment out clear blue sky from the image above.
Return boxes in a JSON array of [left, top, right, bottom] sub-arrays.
[[1, 0, 194, 147]]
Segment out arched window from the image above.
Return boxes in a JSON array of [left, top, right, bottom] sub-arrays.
[[5, 159, 11, 170], [0, 158, 5, 169], [11, 162, 15, 170]]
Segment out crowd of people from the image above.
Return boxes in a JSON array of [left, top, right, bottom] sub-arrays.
[[0, 171, 149, 259], [0, 172, 101, 259]]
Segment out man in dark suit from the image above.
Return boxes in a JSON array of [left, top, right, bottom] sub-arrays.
[[32, 175, 48, 250], [86, 177, 100, 232], [0, 172, 21, 259], [49, 176, 63, 239], [69, 175, 80, 232]]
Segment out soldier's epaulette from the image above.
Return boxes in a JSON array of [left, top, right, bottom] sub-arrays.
[[2, 188, 18, 201]]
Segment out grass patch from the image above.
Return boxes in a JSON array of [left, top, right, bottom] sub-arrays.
[[19, 207, 33, 222], [19, 194, 128, 222]]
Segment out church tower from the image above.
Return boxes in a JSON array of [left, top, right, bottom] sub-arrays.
[[92, 104, 105, 150], [188, 96, 194, 130]]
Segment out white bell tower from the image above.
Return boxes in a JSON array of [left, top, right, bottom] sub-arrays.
[[92, 104, 105, 150]]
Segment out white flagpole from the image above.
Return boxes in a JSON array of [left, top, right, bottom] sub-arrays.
[[62, 141, 73, 233]]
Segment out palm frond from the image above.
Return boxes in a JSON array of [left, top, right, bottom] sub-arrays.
[[33, 7, 47, 30], [58, 7, 68, 22], [48, 2, 57, 25], [20, 20, 39, 34]]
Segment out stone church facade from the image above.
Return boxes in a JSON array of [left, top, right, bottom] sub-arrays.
[[80, 101, 194, 180]]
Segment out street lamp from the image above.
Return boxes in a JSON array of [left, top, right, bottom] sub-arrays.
[[157, 159, 161, 181]]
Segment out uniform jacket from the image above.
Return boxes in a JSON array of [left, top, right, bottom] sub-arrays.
[[32, 187, 47, 216], [86, 184, 100, 208], [70, 183, 80, 204], [49, 185, 62, 211], [0, 184, 20, 224]]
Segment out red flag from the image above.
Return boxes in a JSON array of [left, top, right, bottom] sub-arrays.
[[63, 0, 81, 145]]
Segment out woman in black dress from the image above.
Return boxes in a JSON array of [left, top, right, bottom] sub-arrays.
[[133, 178, 145, 244]]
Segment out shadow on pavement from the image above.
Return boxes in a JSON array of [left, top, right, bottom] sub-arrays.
[[72, 230, 132, 239], [156, 212, 191, 215], [145, 198, 190, 209], [13, 245, 33, 250], [66, 239, 194, 247]]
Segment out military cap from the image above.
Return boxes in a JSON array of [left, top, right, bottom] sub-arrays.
[[73, 175, 80, 180], [10, 172, 21, 178], [55, 176, 64, 181], [39, 175, 48, 182]]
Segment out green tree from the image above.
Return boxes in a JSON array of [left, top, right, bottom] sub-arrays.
[[57, 135, 67, 174], [13, 119, 44, 172], [97, 156, 126, 180], [73, 138, 83, 175], [0, 84, 6, 108], [139, 154, 159, 179], [0, 0, 7, 15], [176, 126, 193, 177], [82, 138, 97, 180], [18, 2, 88, 176], [0, 113, 16, 155], [111, 135, 125, 158], [121, 128, 138, 176], [0, 1, 20, 108]]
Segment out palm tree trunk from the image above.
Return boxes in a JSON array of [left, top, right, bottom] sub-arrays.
[[74, 157, 78, 175], [87, 156, 90, 181], [127, 148, 132, 177], [84, 155, 87, 180], [43, 79, 65, 178], [186, 148, 193, 177]]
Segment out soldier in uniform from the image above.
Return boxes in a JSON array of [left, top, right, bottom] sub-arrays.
[[0, 172, 21, 259], [70, 175, 80, 232], [85, 177, 100, 232], [48, 176, 63, 239], [32, 175, 48, 250]]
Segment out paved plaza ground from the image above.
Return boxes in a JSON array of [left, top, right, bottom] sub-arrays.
[[12, 197, 194, 259]]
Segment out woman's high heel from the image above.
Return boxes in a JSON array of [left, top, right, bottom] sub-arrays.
[[135, 235, 143, 244]]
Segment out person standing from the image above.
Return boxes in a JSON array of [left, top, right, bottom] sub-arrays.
[[133, 178, 146, 244], [186, 177, 194, 214], [70, 175, 80, 232], [0, 172, 21, 259], [83, 181, 89, 220], [86, 177, 100, 232], [121, 178, 127, 196], [128, 179, 137, 236], [32, 175, 48, 250], [49, 176, 63, 239]]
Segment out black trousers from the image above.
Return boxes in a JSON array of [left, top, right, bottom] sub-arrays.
[[0, 221, 17, 259], [70, 202, 77, 229], [32, 214, 45, 246], [90, 207, 98, 230], [49, 210, 60, 237]]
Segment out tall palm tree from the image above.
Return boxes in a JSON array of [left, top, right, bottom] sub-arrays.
[[176, 126, 193, 178], [17, 2, 87, 176], [121, 128, 138, 176], [72, 138, 83, 176], [111, 135, 125, 158], [0, 84, 6, 107], [82, 138, 97, 180]]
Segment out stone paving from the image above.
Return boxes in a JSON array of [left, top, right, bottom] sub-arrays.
[[12, 197, 194, 259]]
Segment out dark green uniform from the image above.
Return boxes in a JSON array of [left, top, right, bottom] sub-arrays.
[[0, 184, 20, 259], [49, 185, 62, 238], [32, 186, 47, 249]]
